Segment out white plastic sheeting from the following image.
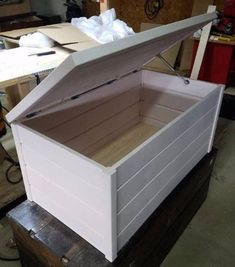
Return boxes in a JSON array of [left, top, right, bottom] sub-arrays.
[[19, 8, 135, 48], [71, 8, 135, 44], [19, 32, 54, 48]]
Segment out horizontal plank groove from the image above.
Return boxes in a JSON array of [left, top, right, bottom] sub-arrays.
[[118, 105, 216, 191], [88, 122, 160, 167], [17, 125, 105, 187], [142, 117, 166, 128], [141, 100, 185, 113], [31, 186, 106, 253], [64, 103, 140, 152], [24, 72, 141, 132], [142, 87, 200, 110], [145, 86, 202, 99], [141, 102, 182, 124], [22, 145, 105, 209], [117, 142, 208, 249], [117, 106, 216, 211], [117, 124, 212, 233], [28, 167, 105, 234], [82, 117, 140, 156], [115, 88, 220, 187], [142, 70, 217, 98], [47, 88, 140, 131], [45, 88, 140, 142]]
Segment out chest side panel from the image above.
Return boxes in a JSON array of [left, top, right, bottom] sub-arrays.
[[15, 124, 114, 257]]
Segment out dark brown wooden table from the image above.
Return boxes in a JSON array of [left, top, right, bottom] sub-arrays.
[[8, 148, 217, 267]]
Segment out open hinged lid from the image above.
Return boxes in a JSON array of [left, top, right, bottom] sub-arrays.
[[7, 12, 217, 123]]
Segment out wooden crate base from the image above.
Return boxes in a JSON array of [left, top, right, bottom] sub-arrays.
[[7, 148, 217, 267]]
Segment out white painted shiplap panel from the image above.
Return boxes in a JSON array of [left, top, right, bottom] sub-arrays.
[[142, 88, 199, 112], [27, 166, 105, 235], [117, 106, 216, 212], [208, 85, 224, 152], [142, 70, 218, 98], [31, 185, 106, 255], [117, 137, 210, 249], [103, 170, 117, 262], [22, 145, 105, 210], [117, 125, 212, 234], [46, 88, 140, 143], [17, 124, 106, 188], [24, 72, 141, 132], [141, 103, 182, 123], [11, 124, 33, 200], [65, 103, 140, 152], [115, 88, 220, 187]]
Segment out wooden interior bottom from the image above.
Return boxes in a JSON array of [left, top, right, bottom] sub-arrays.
[[87, 122, 161, 167]]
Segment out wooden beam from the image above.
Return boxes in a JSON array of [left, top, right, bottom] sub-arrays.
[[100, 0, 110, 13], [190, 5, 216, 80]]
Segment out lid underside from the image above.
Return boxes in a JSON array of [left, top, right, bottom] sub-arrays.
[[7, 12, 217, 123]]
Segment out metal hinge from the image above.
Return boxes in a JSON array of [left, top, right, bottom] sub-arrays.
[[23, 69, 141, 120]]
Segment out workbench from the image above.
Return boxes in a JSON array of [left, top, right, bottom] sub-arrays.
[[8, 148, 217, 267], [0, 46, 69, 108]]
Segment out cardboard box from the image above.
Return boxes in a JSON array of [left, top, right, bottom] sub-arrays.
[[0, 23, 99, 52]]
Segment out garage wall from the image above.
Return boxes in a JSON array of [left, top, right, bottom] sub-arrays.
[[84, 0, 225, 32], [31, 0, 224, 29], [118, 0, 195, 32], [82, 0, 194, 32]]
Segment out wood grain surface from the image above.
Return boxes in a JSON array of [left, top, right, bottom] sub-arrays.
[[89, 122, 160, 166]]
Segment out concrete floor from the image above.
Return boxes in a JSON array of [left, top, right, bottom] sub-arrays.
[[0, 117, 234, 267], [161, 117, 235, 267]]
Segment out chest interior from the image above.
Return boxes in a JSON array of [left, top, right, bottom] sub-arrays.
[[22, 70, 202, 167]]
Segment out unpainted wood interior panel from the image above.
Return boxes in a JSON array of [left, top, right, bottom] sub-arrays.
[[88, 122, 161, 167], [45, 88, 141, 143]]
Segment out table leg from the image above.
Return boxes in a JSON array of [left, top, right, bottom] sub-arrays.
[[4, 82, 31, 109]]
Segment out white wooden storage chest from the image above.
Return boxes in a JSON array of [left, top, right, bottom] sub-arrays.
[[7, 12, 223, 262]]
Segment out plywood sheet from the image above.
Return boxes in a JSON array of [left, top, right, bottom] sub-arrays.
[[141, 23, 181, 73], [89, 122, 160, 166], [144, 43, 181, 73], [63, 40, 100, 51], [119, 0, 195, 32], [0, 27, 37, 39], [191, 0, 214, 16], [178, 38, 194, 71]]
